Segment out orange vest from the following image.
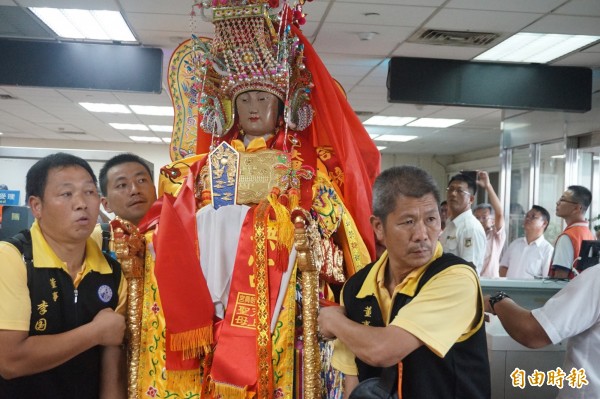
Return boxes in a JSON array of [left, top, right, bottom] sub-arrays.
[[550, 222, 594, 278]]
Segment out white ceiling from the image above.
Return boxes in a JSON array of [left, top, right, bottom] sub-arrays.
[[1, 0, 600, 155]]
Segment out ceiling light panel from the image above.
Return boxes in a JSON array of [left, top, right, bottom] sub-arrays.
[[407, 118, 463, 128], [474, 33, 600, 63], [373, 135, 418, 142], [110, 123, 148, 131], [30, 8, 83, 38], [29, 8, 137, 42], [130, 105, 174, 116], [363, 116, 416, 126], [93, 10, 136, 41], [79, 102, 130, 113], [149, 125, 173, 132], [65, 9, 109, 40], [129, 136, 163, 143]]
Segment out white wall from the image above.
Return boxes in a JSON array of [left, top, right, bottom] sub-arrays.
[[381, 153, 453, 194], [0, 138, 172, 188]]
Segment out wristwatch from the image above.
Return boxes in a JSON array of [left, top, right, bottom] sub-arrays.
[[489, 291, 510, 314]]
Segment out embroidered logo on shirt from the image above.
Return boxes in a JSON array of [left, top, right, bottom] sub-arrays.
[[465, 238, 472, 247], [35, 318, 47, 332], [97, 285, 113, 303], [37, 300, 49, 316]]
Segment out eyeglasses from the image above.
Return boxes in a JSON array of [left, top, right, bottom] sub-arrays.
[[446, 187, 472, 196], [557, 197, 579, 205]]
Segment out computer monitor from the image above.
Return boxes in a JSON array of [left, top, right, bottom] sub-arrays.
[[0, 206, 35, 240], [578, 240, 600, 272]]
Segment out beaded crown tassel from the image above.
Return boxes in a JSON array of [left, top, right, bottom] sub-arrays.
[[193, 0, 314, 146]]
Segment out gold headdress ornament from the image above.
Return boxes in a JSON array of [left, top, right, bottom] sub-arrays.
[[192, 0, 314, 139]]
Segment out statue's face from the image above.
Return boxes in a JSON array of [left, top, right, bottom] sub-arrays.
[[236, 91, 280, 137]]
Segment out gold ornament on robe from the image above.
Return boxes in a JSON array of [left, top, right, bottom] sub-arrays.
[[110, 217, 146, 399], [292, 209, 322, 399]]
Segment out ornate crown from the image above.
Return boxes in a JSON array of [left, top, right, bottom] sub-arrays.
[[192, 0, 314, 137]]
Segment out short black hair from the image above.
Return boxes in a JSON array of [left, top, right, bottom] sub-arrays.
[[567, 185, 592, 213], [26, 152, 97, 199], [448, 173, 477, 196], [373, 165, 440, 222], [474, 203, 494, 216], [99, 153, 153, 196], [531, 205, 551, 231]]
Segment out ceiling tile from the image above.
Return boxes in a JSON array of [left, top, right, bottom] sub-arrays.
[[325, 3, 435, 27], [446, 0, 564, 13], [524, 15, 600, 36], [427, 9, 543, 32], [313, 23, 415, 56], [554, 0, 600, 17]]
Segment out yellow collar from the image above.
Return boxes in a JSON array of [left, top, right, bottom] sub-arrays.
[[231, 136, 271, 152], [356, 242, 444, 299], [30, 220, 113, 275]]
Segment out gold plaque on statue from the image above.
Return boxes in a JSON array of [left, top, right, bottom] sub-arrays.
[[237, 150, 291, 204]]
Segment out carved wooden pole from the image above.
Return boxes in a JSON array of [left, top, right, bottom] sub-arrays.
[[292, 210, 322, 399], [111, 218, 145, 399]]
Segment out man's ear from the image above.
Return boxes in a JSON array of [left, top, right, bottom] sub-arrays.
[[370, 215, 384, 242], [101, 197, 113, 213], [29, 196, 42, 218]]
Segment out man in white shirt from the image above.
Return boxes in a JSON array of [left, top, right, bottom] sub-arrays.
[[485, 265, 600, 399], [440, 172, 486, 273], [500, 205, 554, 279], [473, 171, 505, 278]]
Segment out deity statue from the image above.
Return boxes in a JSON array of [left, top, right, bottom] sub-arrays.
[[130, 1, 380, 398]]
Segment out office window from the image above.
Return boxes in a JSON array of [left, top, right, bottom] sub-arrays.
[[539, 141, 565, 244]]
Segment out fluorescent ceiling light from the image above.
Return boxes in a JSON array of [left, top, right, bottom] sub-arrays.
[[474, 33, 600, 63], [376, 146, 387, 151], [110, 123, 148, 131], [129, 136, 162, 143], [80, 102, 130, 113], [373, 135, 417, 142], [149, 125, 173, 132], [162, 137, 171, 143], [130, 105, 174, 116], [407, 118, 463, 128], [551, 154, 566, 159], [29, 8, 136, 42], [92, 10, 136, 41], [363, 116, 416, 126]]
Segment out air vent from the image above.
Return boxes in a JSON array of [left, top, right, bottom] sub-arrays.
[[355, 110, 374, 117], [409, 29, 500, 47], [0, 94, 17, 100]]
